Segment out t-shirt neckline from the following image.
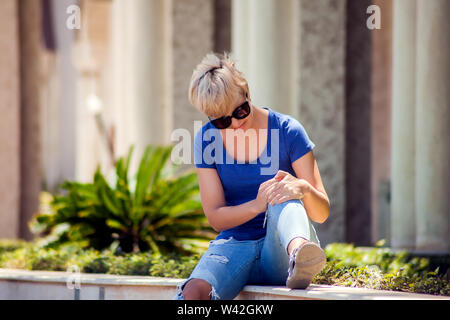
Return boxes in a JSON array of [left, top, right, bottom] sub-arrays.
[[219, 107, 272, 164]]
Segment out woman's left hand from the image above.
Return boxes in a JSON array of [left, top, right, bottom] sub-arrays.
[[266, 170, 312, 206]]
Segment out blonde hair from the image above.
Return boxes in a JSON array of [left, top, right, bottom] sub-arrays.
[[188, 52, 250, 118]]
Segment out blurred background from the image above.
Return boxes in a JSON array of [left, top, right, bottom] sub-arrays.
[[0, 0, 448, 253]]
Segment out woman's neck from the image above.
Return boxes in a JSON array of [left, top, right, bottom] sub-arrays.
[[250, 106, 269, 130]]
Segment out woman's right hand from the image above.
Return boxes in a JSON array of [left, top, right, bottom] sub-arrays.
[[254, 178, 278, 212]]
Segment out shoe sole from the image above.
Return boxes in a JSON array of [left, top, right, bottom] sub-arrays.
[[286, 242, 327, 289]]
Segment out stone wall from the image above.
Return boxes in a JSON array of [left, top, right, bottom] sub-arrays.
[[172, 0, 214, 140], [370, 0, 393, 244], [345, 0, 372, 245], [298, 0, 347, 246], [0, 0, 21, 238], [18, 0, 43, 240]]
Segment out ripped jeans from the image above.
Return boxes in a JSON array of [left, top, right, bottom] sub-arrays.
[[174, 199, 320, 300]]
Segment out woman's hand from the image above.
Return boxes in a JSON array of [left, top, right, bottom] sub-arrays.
[[254, 177, 278, 212], [266, 170, 312, 206]]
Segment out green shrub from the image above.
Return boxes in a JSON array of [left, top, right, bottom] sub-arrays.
[[106, 252, 154, 276], [29, 145, 216, 255], [0, 239, 200, 278], [0, 239, 30, 255], [81, 256, 111, 274], [149, 254, 200, 278], [312, 242, 449, 296], [30, 248, 70, 271], [0, 247, 33, 270], [0, 240, 447, 296], [323, 242, 430, 276]]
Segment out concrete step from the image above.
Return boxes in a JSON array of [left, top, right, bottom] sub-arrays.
[[0, 268, 448, 300]]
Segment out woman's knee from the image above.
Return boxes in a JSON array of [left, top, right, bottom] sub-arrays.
[[181, 278, 212, 300], [268, 199, 304, 216]]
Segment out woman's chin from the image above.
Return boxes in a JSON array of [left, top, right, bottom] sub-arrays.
[[234, 120, 249, 131]]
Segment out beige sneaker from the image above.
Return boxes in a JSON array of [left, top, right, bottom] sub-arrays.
[[286, 242, 327, 289]]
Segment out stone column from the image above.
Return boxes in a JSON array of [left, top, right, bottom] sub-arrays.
[[232, 0, 346, 247], [44, 0, 78, 188], [172, 0, 213, 139], [54, 0, 78, 182], [74, 0, 114, 182], [111, 0, 214, 173], [111, 0, 173, 172], [390, 0, 416, 250], [18, 0, 43, 240], [415, 0, 450, 253], [232, 0, 299, 117], [370, 0, 393, 244], [345, 0, 372, 246], [297, 0, 347, 247], [213, 0, 231, 53], [0, 0, 21, 238]]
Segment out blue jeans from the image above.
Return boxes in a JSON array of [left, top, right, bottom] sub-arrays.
[[174, 199, 321, 300]]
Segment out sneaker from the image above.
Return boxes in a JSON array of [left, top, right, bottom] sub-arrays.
[[286, 242, 327, 289]]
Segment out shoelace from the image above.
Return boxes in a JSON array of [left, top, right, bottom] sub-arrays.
[[262, 210, 268, 228], [287, 246, 301, 278]]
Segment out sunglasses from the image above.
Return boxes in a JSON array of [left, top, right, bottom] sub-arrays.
[[208, 101, 251, 129]]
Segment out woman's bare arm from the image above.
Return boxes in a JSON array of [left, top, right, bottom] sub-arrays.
[[196, 167, 275, 232], [291, 151, 330, 223]]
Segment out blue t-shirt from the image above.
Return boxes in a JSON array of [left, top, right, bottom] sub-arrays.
[[194, 107, 315, 241]]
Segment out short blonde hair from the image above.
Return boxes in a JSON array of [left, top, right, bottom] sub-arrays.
[[188, 52, 249, 118]]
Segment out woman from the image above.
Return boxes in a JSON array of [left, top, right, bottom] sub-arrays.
[[175, 53, 330, 300]]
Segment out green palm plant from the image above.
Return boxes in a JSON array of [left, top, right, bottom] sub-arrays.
[[30, 145, 216, 255]]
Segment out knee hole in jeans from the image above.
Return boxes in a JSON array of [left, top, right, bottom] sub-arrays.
[[176, 278, 220, 300]]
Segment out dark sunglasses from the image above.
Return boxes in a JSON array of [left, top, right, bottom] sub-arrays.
[[208, 101, 251, 129]]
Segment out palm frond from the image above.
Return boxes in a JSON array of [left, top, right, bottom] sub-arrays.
[[30, 144, 216, 255]]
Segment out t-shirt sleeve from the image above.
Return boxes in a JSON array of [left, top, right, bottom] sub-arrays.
[[285, 118, 315, 163], [194, 127, 217, 169]]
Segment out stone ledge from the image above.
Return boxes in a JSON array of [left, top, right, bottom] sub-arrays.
[[0, 268, 448, 300]]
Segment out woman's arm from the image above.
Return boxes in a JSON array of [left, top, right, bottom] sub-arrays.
[[266, 151, 330, 223], [196, 167, 276, 232], [293, 151, 329, 223]]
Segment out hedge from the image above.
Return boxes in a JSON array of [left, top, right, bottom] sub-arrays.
[[0, 239, 448, 296]]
